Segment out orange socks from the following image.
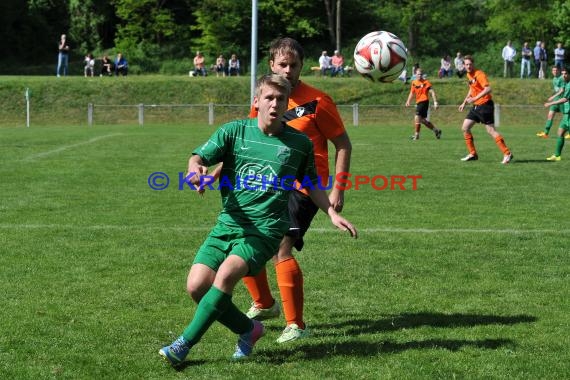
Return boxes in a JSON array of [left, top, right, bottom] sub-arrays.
[[243, 258, 305, 328], [276, 258, 304, 329], [242, 266, 274, 308], [464, 132, 477, 155], [495, 135, 510, 155]]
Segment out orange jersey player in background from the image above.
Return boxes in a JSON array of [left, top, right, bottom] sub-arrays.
[[458, 55, 513, 164], [246, 37, 352, 343], [405, 67, 442, 140]]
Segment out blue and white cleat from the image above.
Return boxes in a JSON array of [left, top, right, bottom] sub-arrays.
[[232, 320, 265, 360], [159, 336, 190, 367]]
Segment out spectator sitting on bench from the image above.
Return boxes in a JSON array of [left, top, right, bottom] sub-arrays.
[[331, 50, 345, 77], [115, 52, 128, 76], [100, 55, 114, 76], [319, 50, 332, 76], [192, 51, 207, 77]]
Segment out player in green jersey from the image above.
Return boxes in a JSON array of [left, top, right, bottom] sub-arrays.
[[544, 68, 570, 160], [537, 66, 567, 138], [158, 74, 357, 368]]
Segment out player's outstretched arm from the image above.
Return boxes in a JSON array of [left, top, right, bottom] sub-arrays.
[[308, 187, 358, 238], [186, 154, 209, 194]]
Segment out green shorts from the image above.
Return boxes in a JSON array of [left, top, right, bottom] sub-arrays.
[[550, 103, 562, 113], [193, 223, 281, 276]]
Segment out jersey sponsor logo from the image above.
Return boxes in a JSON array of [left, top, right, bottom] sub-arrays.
[[283, 100, 318, 122], [237, 162, 279, 189], [276, 146, 291, 164]]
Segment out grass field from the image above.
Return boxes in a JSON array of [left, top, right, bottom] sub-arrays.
[[1, 121, 569, 379]]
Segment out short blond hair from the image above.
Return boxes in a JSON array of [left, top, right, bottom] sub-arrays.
[[255, 74, 291, 98]]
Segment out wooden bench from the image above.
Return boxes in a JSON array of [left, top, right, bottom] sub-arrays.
[[310, 66, 354, 77], [310, 66, 322, 76]]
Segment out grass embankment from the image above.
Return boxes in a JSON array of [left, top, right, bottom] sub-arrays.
[[0, 75, 552, 127]]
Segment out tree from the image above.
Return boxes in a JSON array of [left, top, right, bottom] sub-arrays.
[[552, 0, 570, 49], [484, 0, 556, 45], [69, 0, 110, 54]]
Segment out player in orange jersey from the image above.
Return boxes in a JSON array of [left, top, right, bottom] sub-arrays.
[[458, 55, 513, 164], [244, 37, 352, 343], [405, 67, 442, 140]]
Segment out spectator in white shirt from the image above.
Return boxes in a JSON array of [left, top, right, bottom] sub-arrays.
[[554, 42, 565, 69], [454, 52, 466, 78], [319, 50, 332, 76], [502, 40, 516, 78]]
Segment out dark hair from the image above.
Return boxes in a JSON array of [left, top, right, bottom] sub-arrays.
[[269, 37, 304, 63]]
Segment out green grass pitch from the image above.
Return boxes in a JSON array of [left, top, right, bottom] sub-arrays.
[[0, 122, 569, 379]]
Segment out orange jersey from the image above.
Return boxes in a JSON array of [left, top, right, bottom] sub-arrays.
[[466, 69, 492, 105], [409, 78, 432, 103], [250, 81, 346, 191]]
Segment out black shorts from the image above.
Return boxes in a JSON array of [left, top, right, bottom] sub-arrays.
[[466, 100, 494, 125], [415, 101, 429, 118], [285, 190, 319, 251]]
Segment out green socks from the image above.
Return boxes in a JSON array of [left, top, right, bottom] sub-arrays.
[[555, 136, 565, 156], [182, 286, 230, 345], [181, 286, 253, 345]]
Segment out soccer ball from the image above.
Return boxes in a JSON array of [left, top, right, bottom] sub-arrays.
[[353, 31, 408, 82]]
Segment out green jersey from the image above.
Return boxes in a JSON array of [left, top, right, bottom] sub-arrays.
[[193, 118, 318, 237], [553, 75, 565, 100], [562, 80, 570, 114]]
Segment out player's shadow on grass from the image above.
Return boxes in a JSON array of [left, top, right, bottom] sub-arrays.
[[258, 338, 514, 364], [313, 312, 537, 335], [510, 158, 554, 163], [258, 312, 535, 363]]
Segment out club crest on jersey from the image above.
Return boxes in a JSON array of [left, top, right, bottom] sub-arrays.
[[277, 146, 291, 163], [295, 107, 306, 117]]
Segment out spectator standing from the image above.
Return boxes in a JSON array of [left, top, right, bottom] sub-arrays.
[[454, 52, 466, 78], [193, 51, 207, 76], [100, 55, 114, 76], [228, 54, 240, 76], [502, 40, 516, 78], [439, 55, 452, 78], [56, 34, 70, 77], [520, 42, 533, 78], [458, 55, 513, 164], [331, 50, 345, 77], [534, 41, 542, 78], [554, 42, 565, 69], [84, 53, 95, 77], [318, 50, 332, 76], [539, 42, 548, 79], [114, 53, 128, 76]]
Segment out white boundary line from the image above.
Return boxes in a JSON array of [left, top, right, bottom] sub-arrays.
[[0, 224, 566, 234], [22, 133, 123, 161]]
